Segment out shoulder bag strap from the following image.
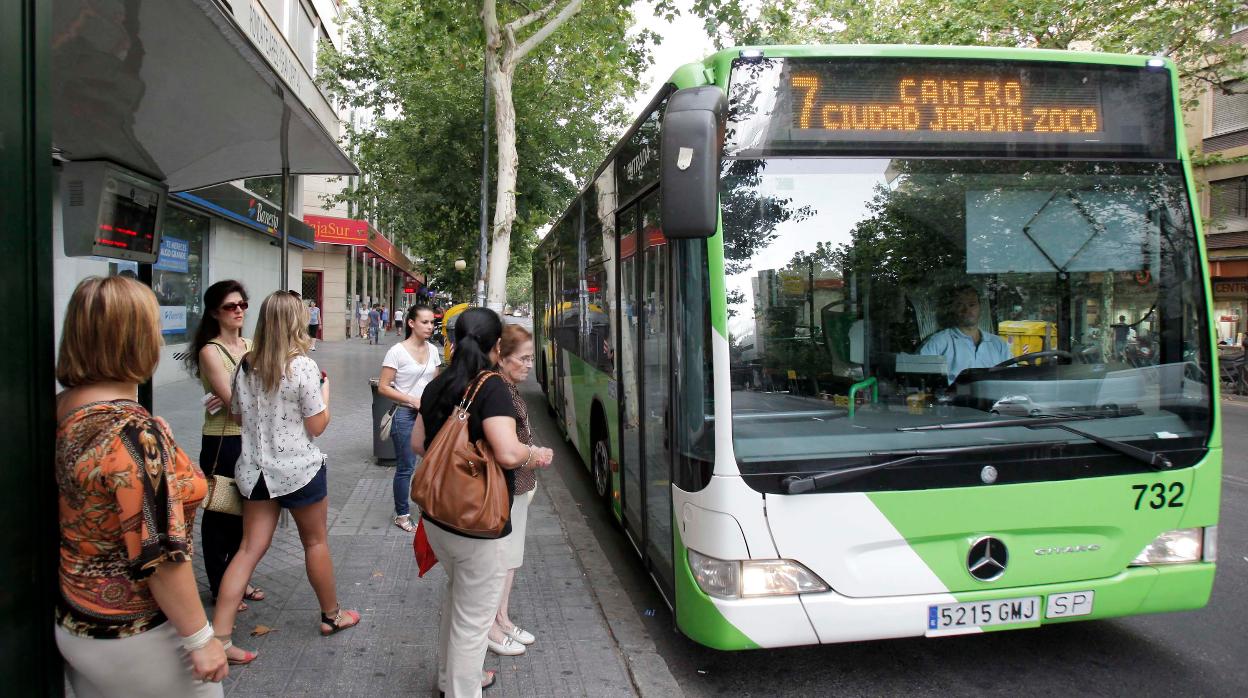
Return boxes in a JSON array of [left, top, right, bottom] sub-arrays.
[[207, 340, 241, 370], [206, 344, 249, 477], [458, 370, 500, 411]]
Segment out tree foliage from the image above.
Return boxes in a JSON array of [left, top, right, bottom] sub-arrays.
[[319, 0, 654, 306], [690, 0, 1248, 104]]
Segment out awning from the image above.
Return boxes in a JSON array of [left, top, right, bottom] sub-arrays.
[[305, 213, 415, 273], [50, 0, 357, 192]]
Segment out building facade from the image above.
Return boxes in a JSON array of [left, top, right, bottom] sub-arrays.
[[1189, 26, 1248, 341]]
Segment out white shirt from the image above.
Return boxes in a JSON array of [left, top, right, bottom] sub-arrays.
[[383, 341, 441, 400], [919, 327, 1013, 384], [231, 354, 326, 497]]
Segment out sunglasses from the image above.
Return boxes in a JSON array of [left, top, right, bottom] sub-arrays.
[[220, 302, 249, 312]]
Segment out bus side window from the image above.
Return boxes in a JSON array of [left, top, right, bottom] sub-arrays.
[[586, 264, 613, 374]]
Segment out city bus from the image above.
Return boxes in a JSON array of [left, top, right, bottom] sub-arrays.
[[532, 45, 1219, 649]]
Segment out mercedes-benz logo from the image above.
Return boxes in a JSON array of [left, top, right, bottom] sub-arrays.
[[967, 536, 1008, 581]]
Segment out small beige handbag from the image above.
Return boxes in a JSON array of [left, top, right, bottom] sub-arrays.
[[203, 342, 244, 516]]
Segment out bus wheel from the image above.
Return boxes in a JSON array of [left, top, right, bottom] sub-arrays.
[[592, 433, 611, 501]]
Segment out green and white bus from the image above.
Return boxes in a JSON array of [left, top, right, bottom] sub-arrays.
[[532, 45, 1219, 649]]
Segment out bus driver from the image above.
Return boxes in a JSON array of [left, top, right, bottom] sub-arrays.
[[920, 284, 1012, 384]]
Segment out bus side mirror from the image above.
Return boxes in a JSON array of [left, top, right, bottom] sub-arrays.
[[661, 86, 726, 239]]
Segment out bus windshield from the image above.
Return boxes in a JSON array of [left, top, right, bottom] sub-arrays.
[[721, 157, 1212, 490]]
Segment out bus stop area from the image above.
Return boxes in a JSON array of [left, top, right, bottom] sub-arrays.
[[144, 339, 674, 697]]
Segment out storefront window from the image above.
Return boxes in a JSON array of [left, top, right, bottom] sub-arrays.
[[153, 206, 208, 345]]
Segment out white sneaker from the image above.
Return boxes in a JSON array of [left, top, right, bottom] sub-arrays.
[[506, 625, 535, 645], [487, 635, 525, 656]]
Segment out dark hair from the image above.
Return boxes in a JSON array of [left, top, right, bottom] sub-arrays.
[[420, 307, 503, 448], [403, 303, 434, 339], [185, 280, 248, 377]]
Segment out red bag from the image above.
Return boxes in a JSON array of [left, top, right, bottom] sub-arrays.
[[414, 518, 438, 577]]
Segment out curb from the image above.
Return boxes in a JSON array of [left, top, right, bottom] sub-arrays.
[[536, 443, 684, 697]]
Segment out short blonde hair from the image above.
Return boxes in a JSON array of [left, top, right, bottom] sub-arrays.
[[57, 276, 162, 387]]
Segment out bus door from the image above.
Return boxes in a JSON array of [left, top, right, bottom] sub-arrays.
[[639, 191, 675, 598], [618, 206, 644, 550], [547, 256, 567, 423]]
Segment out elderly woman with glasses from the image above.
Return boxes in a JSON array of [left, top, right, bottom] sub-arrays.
[[484, 324, 544, 657]]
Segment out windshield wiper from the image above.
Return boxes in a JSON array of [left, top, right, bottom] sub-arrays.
[[897, 414, 1172, 471], [782, 441, 1067, 494]]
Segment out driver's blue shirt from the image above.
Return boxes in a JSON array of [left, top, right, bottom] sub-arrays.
[[919, 327, 1012, 384]]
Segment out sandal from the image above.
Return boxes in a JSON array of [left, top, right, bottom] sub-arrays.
[[243, 585, 266, 602], [394, 514, 416, 533], [319, 607, 361, 636], [218, 637, 258, 666]]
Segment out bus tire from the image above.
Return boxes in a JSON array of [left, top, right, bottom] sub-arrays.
[[591, 409, 611, 502]]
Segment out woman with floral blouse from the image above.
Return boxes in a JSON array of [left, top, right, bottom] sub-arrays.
[[54, 276, 228, 696]]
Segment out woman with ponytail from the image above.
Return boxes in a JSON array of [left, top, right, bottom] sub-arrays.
[[411, 307, 552, 696]]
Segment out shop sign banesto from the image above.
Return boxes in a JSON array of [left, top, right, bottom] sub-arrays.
[[306, 214, 369, 245]]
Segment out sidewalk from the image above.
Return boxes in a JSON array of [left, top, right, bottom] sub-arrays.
[[156, 338, 638, 697]]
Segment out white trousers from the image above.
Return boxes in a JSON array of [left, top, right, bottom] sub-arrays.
[[55, 621, 224, 698], [424, 521, 508, 698]]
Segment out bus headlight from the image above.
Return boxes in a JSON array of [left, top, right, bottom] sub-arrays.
[[688, 550, 739, 598], [1130, 528, 1205, 565], [741, 560, 830, 597], [688, 550, 829, 599]]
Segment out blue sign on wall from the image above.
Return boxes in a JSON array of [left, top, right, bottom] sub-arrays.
[[154, 236, 190, 273]]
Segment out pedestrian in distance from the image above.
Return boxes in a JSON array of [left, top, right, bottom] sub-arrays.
[[55, 276, 228, 696], [184, 280, 266, 616], [377, 304, 441, 533], [411, 307, 553, 697], [307, 298, 321, 351], [381, 306, 390, 338], [368, 304, 382, 345], [212, 291, 360, 665], [358, 303, 369, 339], [488, 324, 548, 656]]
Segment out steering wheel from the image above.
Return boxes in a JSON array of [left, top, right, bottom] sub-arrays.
[[993, 350, 1074, 369]]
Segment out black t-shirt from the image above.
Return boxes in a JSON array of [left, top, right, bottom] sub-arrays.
[[421, 372, 518, 538]]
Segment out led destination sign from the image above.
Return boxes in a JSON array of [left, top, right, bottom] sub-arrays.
[[790, 74, 1101, 134], [726, 58, 1175, 159]]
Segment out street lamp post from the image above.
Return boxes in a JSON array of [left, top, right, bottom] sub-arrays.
[[455, 259, 467, 305]]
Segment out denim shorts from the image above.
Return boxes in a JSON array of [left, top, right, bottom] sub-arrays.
[[245, 463, 327, 509]]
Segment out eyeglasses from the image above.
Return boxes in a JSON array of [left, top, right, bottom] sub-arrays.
[[220, 302, 249, 312], [510, 355, 535, 366]]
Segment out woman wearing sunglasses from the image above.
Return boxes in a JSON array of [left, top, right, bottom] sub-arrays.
[[185, 281, 265, 618]]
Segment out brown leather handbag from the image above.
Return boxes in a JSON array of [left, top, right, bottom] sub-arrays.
[[410, 371, 510, 538]]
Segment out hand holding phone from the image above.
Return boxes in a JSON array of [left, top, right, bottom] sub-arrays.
[[201, 392, 223, 415]]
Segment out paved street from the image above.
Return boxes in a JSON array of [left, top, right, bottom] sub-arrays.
[[545, 391, 1248, 697], [152, 335, 662, 697]]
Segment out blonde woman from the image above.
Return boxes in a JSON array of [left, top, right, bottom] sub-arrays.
[[55, 276, 228, 696], [211, 291, 360, 664]]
